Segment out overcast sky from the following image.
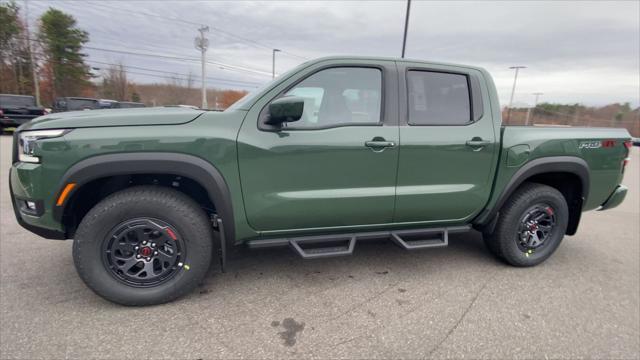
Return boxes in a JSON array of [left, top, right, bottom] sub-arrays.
[[24, 0, 640, 107]]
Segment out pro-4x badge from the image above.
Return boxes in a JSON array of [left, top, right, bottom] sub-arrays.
[[579, 141, 602, 149]]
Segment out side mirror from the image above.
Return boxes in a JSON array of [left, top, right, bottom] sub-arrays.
[[266, 96, 304, 125]]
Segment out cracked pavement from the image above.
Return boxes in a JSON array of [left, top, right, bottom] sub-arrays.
[[1, 135, 638, 359]]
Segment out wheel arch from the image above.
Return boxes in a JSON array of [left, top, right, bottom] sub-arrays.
[[475, 156, 589, 235], [54, 152, 234, 243]]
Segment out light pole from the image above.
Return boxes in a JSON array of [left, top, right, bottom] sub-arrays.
[[525, 92, 543, 125], [401, 0, 411, 58], [506, 65, 526, 122], [195, 26, 209, 109], [24, 0, 40, 106], [272, 49, 281, 79]]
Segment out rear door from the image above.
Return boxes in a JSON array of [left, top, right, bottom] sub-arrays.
[[394, 62, 499, 224], [237, 60, 400, 232]]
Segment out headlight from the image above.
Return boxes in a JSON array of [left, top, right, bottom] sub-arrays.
[[18, 129, 70, 163]]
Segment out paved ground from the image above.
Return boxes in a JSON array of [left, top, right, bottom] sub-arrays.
[[0, 133, 638, 360]]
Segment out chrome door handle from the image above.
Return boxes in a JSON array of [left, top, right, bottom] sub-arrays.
[[466, 138, 491, 150], [365, 140, 396, 148]]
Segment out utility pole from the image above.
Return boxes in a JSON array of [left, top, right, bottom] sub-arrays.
[[24, 0, 40, 106], [272, 49, 281, 79], [401, 0, 411, 58], [195, 26, 209, 109], [524, 92, 543, 125], [506, 65, 526, 123]]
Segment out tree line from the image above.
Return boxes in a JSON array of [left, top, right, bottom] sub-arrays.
[[0, 1, 248, 108], [1, 1, 93, 105]]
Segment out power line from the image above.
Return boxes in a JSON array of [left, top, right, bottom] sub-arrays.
[[17, 35, 273, 77], [30, 0, 293, 71], [23, 0, 308, 80], [83, 45, 273, 77], [102, 68, 259, 89], [82, 1, 308, 60], [89, 60, 261, 85], [16, 46, 263, 88], [88, 60, 262, 87]]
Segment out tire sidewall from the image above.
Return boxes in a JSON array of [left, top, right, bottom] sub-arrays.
[[73, 188, 212, 305]]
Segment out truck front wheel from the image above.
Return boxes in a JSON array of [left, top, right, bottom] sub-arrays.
[[72, 186, 213, 305], [484, 183, 569, 267]]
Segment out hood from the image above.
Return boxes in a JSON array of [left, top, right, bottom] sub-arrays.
[[20, 107, 206, 131]]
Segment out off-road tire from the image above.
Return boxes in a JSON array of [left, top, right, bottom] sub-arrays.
[[73, 186, 213, 305], [484, 182, 568, 267]]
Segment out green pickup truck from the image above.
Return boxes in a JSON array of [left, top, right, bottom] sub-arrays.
[[9, 57, 632, 305]]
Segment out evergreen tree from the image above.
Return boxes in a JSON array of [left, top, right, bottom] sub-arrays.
[[38, 8, 90, 101]]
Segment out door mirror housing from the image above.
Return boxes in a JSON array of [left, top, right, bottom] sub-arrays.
[[266, 96, 304, 125]]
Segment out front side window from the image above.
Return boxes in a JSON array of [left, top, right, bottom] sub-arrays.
[[281, 67, 382, 128], [408, 70, 471, 125]]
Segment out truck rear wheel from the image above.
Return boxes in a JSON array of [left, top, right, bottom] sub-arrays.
[[73, 186, 213, 305], [484, 183, 568, 267]]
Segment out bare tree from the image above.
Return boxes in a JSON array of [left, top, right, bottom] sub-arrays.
[[101, 63, 128, 100]]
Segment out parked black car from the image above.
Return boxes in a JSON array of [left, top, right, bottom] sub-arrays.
[[98, 99, 118, 109], [53, 97, 101, 112], [0, 94, 46, 132], [98, 100, 145, 109]]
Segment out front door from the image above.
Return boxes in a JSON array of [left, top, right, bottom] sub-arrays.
[[237, 63, 399, 232], [394, 64, 499, 224]]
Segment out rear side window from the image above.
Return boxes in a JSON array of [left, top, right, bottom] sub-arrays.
[[407, 71, 471, 125]]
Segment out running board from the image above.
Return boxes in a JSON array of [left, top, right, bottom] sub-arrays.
[[290, 234, 356, 259], [246, 226, 470, 259], [391, 228, 448, 249]]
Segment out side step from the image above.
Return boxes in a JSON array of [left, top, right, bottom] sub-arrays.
[[289, 235, 356, 259], [246, 226, 470, 259], [390, 228, 448, 250]]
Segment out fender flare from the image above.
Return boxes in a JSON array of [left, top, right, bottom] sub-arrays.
[[474, 156, 590, 230], [54, 152, 235, 243]]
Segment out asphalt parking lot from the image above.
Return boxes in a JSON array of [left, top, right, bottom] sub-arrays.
[[0, 133, 638, 359]]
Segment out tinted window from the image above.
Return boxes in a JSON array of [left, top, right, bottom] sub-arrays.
[[0, 95, 35, 107], [408, 71, 471, 125], [282, 67, 382, 128], [67, 99, 99, 110]]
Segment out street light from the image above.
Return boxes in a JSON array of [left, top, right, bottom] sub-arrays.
[[272, 49, 281, 79], [525, 92, 543, 125], [401, 0, 412, 58], [507, 65, 526, 122]]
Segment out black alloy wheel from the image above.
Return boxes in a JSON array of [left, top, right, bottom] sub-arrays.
[[102, 218, 186, 287], [516, 204, 557, 255]]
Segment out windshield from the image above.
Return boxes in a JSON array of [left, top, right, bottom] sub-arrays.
[[224, 82, 272, 112], [0, 95, 35, 108], [225, 61, 311, 112]]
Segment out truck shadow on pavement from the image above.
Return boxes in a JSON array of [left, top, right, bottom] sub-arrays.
[[195, 231, 499, 298]]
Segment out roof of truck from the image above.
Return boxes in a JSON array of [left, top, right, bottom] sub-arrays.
[[305, 56, 487, 72]]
